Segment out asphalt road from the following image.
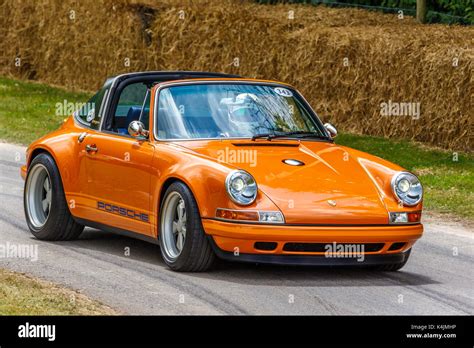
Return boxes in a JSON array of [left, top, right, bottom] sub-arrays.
[[0, 142, 472, 315]]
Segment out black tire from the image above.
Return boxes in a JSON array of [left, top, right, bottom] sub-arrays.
[[159, 182, 215, 272], [24, 153, 84, 241], [374, 249, 411, 271]]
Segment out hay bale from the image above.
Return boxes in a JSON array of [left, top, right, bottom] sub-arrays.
[[0, 0, 472, 151]]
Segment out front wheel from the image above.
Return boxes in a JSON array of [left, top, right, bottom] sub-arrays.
[[159, 182, 215, 272], [24, 153, 84, 240]]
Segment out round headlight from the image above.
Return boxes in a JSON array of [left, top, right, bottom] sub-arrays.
[[398, 179, 410, 193], [225, 170, 257, 205], [391, 172, 423, 206]]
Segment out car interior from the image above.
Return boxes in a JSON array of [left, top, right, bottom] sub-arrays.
[[109, 83, 151, 135], [113, 103, 150, 135]]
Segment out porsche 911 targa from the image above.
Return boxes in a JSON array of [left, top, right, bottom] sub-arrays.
[[21, 71, 423, 272]]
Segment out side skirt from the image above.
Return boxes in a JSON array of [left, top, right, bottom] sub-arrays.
[[74, 217, 159, 245]]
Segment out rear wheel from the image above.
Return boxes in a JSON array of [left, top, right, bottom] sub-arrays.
[[24, 153, 84, 240], [159, 182, 215, 272]]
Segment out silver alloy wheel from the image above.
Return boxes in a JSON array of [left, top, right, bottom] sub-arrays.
[[25, 164, 52, 228], [161, 192, 187, 259]]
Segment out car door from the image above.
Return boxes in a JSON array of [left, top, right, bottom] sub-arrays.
[[82, 132, 155, 236], [80, 81, 155, 237]]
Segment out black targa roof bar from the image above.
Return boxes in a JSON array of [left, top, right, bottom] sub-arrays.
[[109, 71, 242, 85]]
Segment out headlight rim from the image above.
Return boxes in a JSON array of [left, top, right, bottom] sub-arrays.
[[391, 171, 423, 207], [225, 170, 258, 206]]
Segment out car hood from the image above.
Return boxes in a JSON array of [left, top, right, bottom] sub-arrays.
[[175, 139, 395, 224]]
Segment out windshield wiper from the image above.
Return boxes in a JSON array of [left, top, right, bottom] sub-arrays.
[[251, 131, 329, 141], [280, 131, 329, 139], [251, 133, 278, 141]]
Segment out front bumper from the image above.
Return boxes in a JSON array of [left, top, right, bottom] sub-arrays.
[[202, 218, 423, 265]]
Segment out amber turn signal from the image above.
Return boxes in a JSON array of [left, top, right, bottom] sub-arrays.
[[216, 208, 259, 222]]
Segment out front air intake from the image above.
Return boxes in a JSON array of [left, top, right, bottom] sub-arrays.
[[254, 242, 278, 251], [283, 243, 384, 253], [388, 242, 406, 251]]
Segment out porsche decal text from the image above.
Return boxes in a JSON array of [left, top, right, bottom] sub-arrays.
[[97, 201, 149, 222]]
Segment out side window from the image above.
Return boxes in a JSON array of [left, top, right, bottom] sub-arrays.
[[75, 87, 108, 130], [111, 82, 149, 135]]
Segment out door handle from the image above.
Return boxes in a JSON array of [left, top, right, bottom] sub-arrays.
[[85, 144, 98, 153]]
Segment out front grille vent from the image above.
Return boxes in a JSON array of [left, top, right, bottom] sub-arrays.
[[283, 243, 384, 253]]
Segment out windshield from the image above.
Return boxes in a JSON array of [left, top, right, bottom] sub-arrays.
[[155, 83, 327, 140]]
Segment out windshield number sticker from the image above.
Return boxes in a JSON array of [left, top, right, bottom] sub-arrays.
[[274, 87, 293, 97]]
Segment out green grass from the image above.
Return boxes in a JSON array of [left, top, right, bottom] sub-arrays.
[[0, 77, 90, 145], [0, 268, 116, 315], [0, 76, 472, 220]]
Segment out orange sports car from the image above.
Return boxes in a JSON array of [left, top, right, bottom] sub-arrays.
[[21, 71, 423, 272]]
